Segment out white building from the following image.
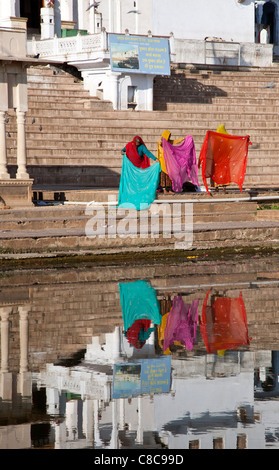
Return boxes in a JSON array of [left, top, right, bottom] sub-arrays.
[[0, 1, 277, 110]]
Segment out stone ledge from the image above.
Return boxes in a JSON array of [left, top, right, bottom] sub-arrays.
[[0, 178, 34, 208]]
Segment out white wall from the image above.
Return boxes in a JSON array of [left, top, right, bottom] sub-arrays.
[[95, 0, 255, 42], [151, 0, 255, 42]]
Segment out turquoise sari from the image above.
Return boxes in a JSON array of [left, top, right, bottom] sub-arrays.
[[119, 280, 161, 332], [118, 154, 161, 210]]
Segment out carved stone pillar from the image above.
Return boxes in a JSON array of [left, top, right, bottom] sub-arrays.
[[19, 305, 29, 373], [0, 306, 13, 401], [0, 306, 12, 373], [18, 304, 31, 398], [0, 111, 10, 179], [16, 110, 29, 179]]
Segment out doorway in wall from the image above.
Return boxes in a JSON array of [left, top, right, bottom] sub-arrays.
[[261, 0, 276, 43], [128, 86, 137, 109], [20, 0, 43, 37]]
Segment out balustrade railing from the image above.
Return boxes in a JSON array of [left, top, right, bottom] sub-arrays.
[[27, 31, 108, 58]]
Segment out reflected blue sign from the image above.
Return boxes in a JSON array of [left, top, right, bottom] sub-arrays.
[[109, 33, 170, 75], [112, 356, 171, 399]]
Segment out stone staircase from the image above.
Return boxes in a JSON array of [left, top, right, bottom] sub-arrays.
[[2, 63, 279, 257], [4, 62, 279, 189], [2, 192, 279, 256]]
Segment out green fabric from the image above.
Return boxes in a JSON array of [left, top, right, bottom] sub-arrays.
[[119, 280, 161, 331], [118, 154, 161, 210]]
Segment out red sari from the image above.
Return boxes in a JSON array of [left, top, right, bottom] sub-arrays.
[[125, 136, 150, 169], [198, 131, 251, 194], [200, 289, 251, 353]]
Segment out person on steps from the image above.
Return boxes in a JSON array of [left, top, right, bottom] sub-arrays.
[[121, 135, 157, 169]]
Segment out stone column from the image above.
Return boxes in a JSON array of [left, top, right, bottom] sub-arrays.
[[16, 110, 29, 179], [18, 305, 31, 398], [0, 307, 12, 373], [0, 306, 13, 401], [19, 305, 29, 373], [0, 111, 10, 179]]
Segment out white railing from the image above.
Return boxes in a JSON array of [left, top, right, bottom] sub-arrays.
[[27, 31, 108, 59], [27, 31, 273, 68]]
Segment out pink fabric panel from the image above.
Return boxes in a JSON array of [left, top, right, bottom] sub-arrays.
[[162, 135, 199, 192]]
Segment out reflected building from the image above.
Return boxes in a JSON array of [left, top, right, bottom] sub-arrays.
[[1, 258, 279, 448]]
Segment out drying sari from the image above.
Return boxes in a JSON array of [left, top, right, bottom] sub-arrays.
[[162, 135, 199, 192], [119, 280, 161, 332], [198, 130, 251, 195], [199, 289, 251, 354], [163, 296, 199, 352], [118, 153, 160, 210], [157, 130, 185, 188]]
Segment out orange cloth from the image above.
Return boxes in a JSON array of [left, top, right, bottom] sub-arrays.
[[198, 131, 251, 194], [200, 289, 251, 354]]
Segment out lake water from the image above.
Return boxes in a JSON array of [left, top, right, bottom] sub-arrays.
[[1, 250, 279, 450]]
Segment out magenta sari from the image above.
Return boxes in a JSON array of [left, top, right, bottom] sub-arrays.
[[163, 296, 199, 351], [162, 135, 199, 192]]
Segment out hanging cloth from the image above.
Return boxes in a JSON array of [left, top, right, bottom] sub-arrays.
[[162, 135, 199, 192], [198, 130, 251, 195], [126, 319, 155, 349], [199, 289, 251, 354], [118, 154, 160, 210], [157, 130, 185, 175], [163, 295, 199, 351], [119, 280, 161, 333]]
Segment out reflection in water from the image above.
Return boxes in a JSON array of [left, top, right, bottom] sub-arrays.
[[162, 296, 199, 353], [120, 280, 161, 349], [200, 289, 250, 355], [1, 254, 279, 449]]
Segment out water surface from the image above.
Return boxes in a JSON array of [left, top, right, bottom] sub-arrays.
[[1, 251, 279, 450]]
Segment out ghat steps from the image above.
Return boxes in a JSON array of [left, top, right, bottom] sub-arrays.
[[1, 189, 279, 257], [4, 63, 279, 188]]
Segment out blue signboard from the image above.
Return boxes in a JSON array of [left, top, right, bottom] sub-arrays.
[[109, 33, 170, 75], [112, 356, 171, 399]]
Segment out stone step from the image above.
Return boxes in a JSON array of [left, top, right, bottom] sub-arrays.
[[0, 219, 278, 256], [7, 134, 279, 149], [7, 64, 279, 190], [19, 108, 279, 122], [6, 136, 279, 150], [0, 211, 256, 231]]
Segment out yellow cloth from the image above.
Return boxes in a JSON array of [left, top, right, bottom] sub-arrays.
[[157, 311, 184, 355], [157, 130, 184, 174], [216, 124, 228, 134]]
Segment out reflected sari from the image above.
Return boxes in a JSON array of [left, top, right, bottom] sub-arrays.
[[119, 280, 161, 332], [162, 296, 199, 352], [199, 289, 251, 354]]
